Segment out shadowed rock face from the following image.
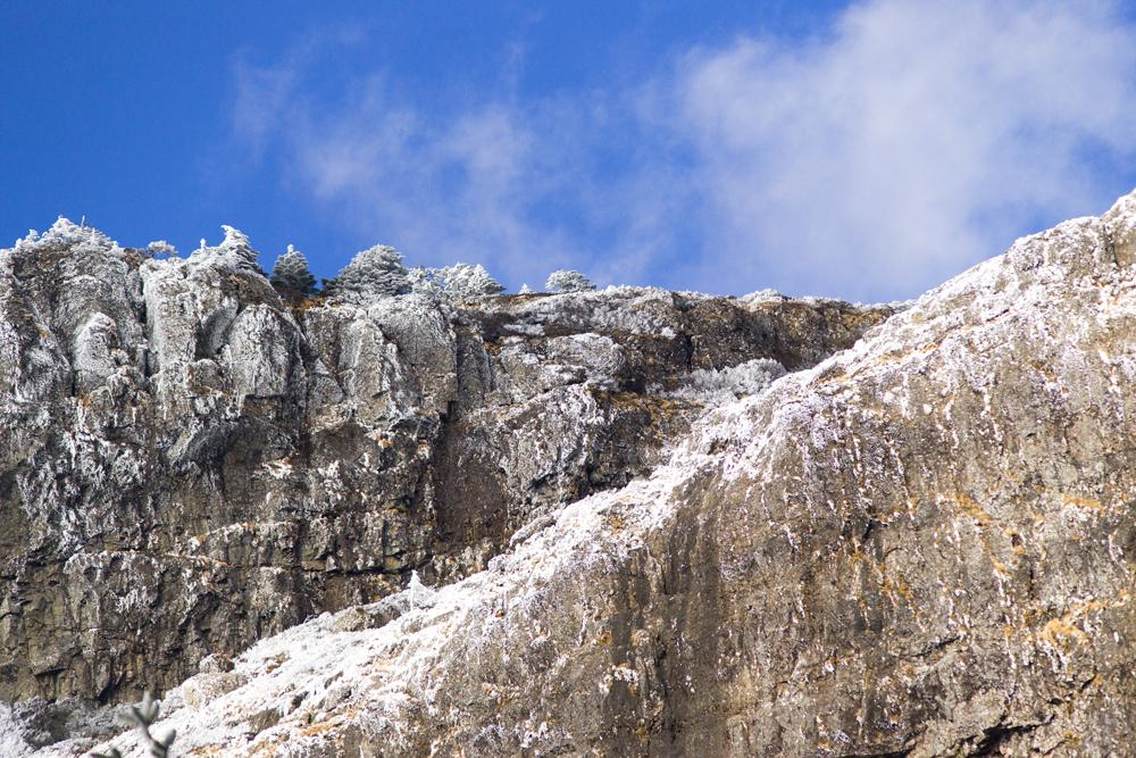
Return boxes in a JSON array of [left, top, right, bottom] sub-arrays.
[[65, 189, 1136, 758], [0, 220, 889, 710]]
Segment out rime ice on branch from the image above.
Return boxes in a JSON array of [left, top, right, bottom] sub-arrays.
[[545, 269, 595, 292]]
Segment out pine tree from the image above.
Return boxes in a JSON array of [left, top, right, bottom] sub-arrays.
[[270, 244, 317, 298], [545, 269, 595, 293], [326, 244, 411, 299], [217, 225, 262, 273]]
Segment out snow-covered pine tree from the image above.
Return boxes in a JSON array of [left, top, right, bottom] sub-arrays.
[[216, 225, 262, 274], [544, 269, 595, 293], [436, 262, 504, 299], [325, 244, 411, 299], [270, 244, 317, 298]]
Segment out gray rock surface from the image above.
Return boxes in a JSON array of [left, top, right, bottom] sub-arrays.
[[0, 217, 887, 733], [54, 189, 1136, 756]]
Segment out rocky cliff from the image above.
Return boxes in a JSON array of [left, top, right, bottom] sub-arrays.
[[0, 219, 893, 754], [7, 188, 1136, 756], [34, 189, 1134, 757]]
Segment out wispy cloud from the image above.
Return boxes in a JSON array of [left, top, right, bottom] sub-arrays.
[[666, 0, 1136, 298], [232, 0, 1136, 300]]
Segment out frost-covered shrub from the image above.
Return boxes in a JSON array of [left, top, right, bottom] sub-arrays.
[[518, 283, 533, 294], [146, 240, 177, 257], [325, 244, 410, 299], [187, 226, 262, 273], [673, 358, 786, 404], [270, 244, 316, 297], [15, 216, 113, 253], [545, 269, 595, 293], [405, 262, 504, 300], [435, 262, 504, 298], [739, 288, 783, 305]]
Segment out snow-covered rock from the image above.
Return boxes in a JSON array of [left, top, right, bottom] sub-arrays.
[[0, 217, 889, 754], [54, 189, 1136, 755]]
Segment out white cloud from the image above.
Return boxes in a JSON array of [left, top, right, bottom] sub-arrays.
[[234, 0, 1136, 300], [668, 0, 1136, 299]]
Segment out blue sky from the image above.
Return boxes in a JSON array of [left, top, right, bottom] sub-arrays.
[[3, 0, 1136, 301]]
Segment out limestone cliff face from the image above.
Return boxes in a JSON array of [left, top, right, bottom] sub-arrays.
[[0, 220, 887, 720], [52, 189, 1136, 757]]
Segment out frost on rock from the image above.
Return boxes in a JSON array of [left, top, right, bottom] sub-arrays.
[[145, 240, 177, 258], [0, 698, 130, 757], [0, 705, 33, 757], [0, 212, 898, 751], [544, 269, 595, 293], [78, 187, 1136, 757]]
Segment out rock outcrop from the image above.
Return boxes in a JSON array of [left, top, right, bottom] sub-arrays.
[[48, 189, 1136, 756], [0, 219, 888, 733], [10, 186, 1136, 757]]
